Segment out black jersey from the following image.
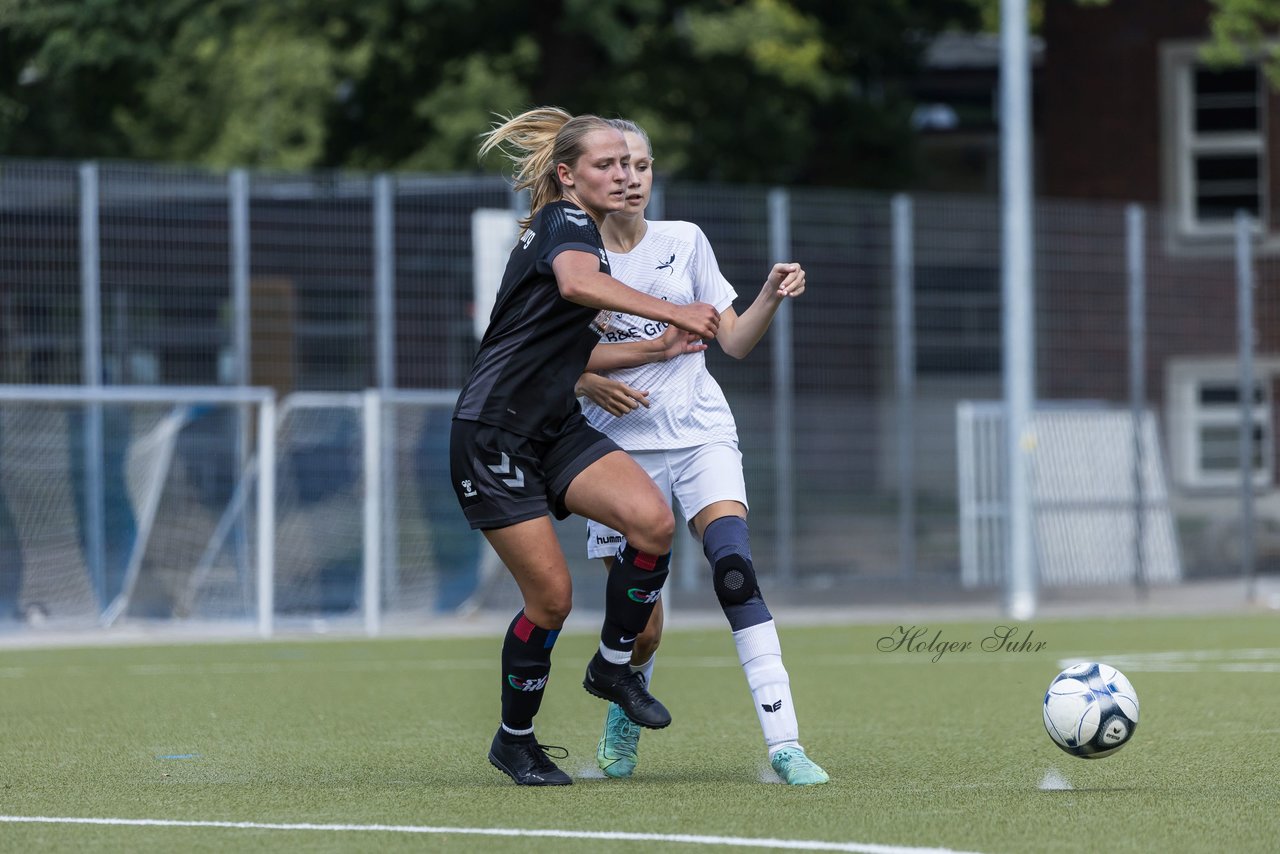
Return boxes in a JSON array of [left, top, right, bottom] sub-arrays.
[[453, 200, 613, 439]]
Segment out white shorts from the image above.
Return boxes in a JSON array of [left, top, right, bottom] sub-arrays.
[[585, 441, 748, 559]]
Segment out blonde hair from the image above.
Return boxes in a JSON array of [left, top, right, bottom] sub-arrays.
[[606, 118, 653, 159], [479, 107, 617, 229]]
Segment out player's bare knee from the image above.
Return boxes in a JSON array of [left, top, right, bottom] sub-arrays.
[[649, 504, 676, 552], [525, 592, 572, 629], [627, 504, 674, 555]]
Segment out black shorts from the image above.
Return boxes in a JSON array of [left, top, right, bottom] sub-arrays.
[[449, 415, 620, 530]]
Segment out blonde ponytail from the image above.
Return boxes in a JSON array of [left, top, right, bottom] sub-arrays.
[[479, 107, 615, 229]]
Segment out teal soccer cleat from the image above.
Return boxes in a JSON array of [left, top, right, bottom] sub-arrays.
[[596, 702, 642, 778], [770, 747, 830, 786]]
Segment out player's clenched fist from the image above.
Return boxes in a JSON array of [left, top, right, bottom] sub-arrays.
[[669, 301, 719, 339], [767, 262, 805, 299]]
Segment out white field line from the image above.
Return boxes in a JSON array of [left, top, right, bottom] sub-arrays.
[[1056, 648, 1280, 673], [0, 815, 983, 854]]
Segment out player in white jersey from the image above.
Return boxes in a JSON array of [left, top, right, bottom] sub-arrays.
[[458, 108, 720, 788], [575, 119, 829, 786]]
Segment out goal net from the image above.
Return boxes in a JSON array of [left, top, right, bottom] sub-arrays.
[[957, 401, 1183, 588], [0, 386, 495, 636], [252, 391, 482, 630], [0, 386, 275, 632]]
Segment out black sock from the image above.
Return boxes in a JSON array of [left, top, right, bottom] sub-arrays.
[[500, 610, 559, 732], [600, 544, 670, 661]]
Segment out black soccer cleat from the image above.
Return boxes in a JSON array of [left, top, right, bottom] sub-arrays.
[[487, 729, 573, 786], [583, 653, 672, 729]]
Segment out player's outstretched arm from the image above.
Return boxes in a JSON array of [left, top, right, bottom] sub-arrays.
[[716, 262, 806, 360], [553, 249, 720, 338], [575, 372, 650, 417], [585, 326, 708, 373]]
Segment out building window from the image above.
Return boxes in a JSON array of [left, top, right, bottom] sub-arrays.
[[1166, 359, 1274, 490], [1164, 46, 1267, 240]]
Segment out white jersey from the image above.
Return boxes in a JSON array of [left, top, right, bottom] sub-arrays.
[[581, 220, 739, 450]]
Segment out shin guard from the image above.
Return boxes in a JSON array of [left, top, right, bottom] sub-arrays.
[[500, 610, 559, 733], [600, 543, 670, 663]]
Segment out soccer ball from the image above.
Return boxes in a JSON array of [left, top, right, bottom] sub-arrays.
[[1042, 662, 1139, 759]]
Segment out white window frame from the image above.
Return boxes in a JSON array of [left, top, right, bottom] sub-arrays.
[[1165, 357, 1277, 491], [1160, 43, 1270, 250]]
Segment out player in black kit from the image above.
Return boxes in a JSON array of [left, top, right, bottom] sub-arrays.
[[451, 107, 720, 786]]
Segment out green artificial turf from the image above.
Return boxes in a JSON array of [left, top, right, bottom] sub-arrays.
[[0, 613, 1277, 852]]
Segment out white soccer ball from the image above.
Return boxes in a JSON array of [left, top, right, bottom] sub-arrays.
[[1042, 662, 1139, 759]]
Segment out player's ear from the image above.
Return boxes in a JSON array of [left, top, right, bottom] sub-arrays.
[[556, 161, 574, 187]]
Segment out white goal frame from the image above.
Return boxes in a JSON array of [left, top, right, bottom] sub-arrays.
[[274, 389, 462, 636], [0, 385, 277, 637]]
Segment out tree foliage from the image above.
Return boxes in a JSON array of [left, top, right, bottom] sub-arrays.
[[1203, 0, 1280, 85], [0, 0, 980, 186]]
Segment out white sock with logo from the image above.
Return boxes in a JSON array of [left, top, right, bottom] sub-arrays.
[[734, 620, 800, 757]]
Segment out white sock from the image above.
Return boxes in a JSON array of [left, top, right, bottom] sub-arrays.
[[631, 654, 656, 686], [598, 642, 632, 665], [733, 620, 800, 756]]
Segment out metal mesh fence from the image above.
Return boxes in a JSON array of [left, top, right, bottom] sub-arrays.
[[249, 171, 376, 392], [394, 176, 512, 390], [1, 156, 1273, 632], [0, 161, 82, 385], [98, 163, 233, 386]]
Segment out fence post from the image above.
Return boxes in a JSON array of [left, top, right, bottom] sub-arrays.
[[1001, 0, 1036, 619], [79, 161, 106, 613], [374, 175, 396, 391], [892, 194, 916, 580], [230, 169, 251, 386], [228, 169, 254, 587], [362, 390, 383, 637], [1235, 211, 1257, 602], [257, 394, 277, 638], [373, 174, 398, 613], [648, 182, 665, 221], [768, 188, 794, 584], [1126, 204, 1146, 595]]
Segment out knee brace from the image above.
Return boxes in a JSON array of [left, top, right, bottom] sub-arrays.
[[713, 553, 757, 606], [703, 516, 759, 607]]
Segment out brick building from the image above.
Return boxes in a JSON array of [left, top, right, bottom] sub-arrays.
[[1041, 1, 1280, 562]]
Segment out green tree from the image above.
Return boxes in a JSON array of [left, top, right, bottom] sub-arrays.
[[582, 0, 981, 187], [1, 1, 389, 168], [1203, 0, 1280, 83], [0, 0, 981, 187]]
